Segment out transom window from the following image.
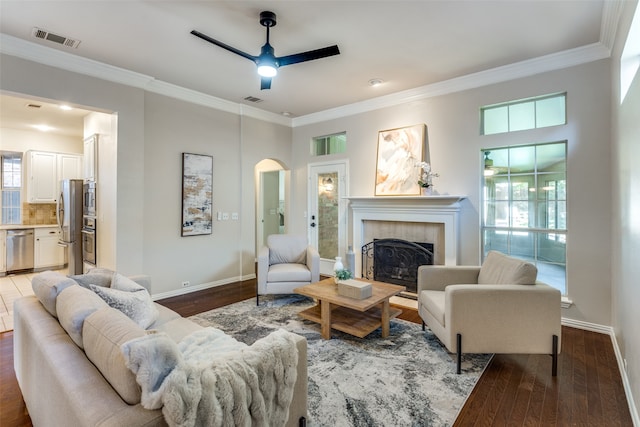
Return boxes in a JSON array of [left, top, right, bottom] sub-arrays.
[[311, 132, 346, 156], [481, 142, 567, 294], [481, 93, 566, 135]]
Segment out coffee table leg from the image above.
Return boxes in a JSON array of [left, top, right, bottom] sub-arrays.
[[381, 299, 390, 338], [321, 299, 331, 339]]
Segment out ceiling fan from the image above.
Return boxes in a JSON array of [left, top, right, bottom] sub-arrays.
[[191, 10, 340, 90]]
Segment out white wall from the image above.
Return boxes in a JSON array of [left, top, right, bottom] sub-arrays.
[[611, 0, 640, 417], [291, 59, 613, 327], [0, 127, 82, 154]]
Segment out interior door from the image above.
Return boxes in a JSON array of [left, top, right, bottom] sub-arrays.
[[308, 161, 348, 275]]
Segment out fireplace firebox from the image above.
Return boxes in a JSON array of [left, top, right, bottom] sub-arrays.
[[361, 238, 434, 298]]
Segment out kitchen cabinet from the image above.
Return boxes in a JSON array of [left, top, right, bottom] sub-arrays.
[[34, 227, 64, 269], [0, 230, 5, 274], [58, 153, 83, 181], [84, 134, 98, 182], [26, 151, 83, 203]]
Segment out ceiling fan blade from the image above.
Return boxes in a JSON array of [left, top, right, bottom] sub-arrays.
[[277, 45, 340, 67], [260, 76, 272, 90], [190, 30, 257, 62]]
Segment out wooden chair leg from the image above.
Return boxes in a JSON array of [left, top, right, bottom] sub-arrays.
[[552, 334, 558, 376], [456, 333, 462, 374]]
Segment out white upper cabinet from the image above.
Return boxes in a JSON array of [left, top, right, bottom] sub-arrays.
[[84, 134, 98, 182], [58, 153, 83, 181], [26, 150, 83, 203]]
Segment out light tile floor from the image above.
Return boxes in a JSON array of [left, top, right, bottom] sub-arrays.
[[0, 268, 67, 333]]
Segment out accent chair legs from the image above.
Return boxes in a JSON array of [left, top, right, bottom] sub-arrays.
[[456, 333, 462, 374], [552, 334, 558, 376], [454, 333, 560, 376], [422, 321, 425, 331], [256, 293, 259, 306]]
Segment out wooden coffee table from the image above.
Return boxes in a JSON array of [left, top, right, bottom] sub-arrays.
[[293, 278, 405, 339]]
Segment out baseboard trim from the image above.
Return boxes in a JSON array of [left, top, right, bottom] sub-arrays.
[[151, 273, 256, 301], [562, 317, 639, 426]]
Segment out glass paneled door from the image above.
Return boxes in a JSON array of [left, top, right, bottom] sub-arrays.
[[308, 161, 348, 276]]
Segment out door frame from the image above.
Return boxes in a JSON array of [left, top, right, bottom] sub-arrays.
[[307, 159, 349, 275]]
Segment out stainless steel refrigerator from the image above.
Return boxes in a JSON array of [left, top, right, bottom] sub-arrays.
[[57, 179, 84, 275]]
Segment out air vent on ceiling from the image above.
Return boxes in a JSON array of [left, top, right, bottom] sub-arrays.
[[32, 27, 81, 48], [243, 96, 263, 103], [26, 103, 42, 109]]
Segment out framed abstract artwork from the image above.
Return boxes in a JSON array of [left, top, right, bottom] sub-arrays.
[[181, 153, 213, 236], [374, 124, 427, 196]]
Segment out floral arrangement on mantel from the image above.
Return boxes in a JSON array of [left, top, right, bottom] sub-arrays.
[[417, 162, 439, 188]]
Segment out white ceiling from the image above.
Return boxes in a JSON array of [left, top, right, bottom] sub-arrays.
[[0, 0, 611, 137]]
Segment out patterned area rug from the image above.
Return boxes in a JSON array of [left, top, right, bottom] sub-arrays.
[[189, 295, 492, 427]]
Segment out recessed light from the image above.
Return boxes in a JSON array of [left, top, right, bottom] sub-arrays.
[[281, 111, 292, 117], [368, 78, 384, 87], [59, 104, 73, 111], [32, 124, 54, 132]]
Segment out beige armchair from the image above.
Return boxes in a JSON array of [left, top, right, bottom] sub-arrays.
[[417, 251, 561, 375], [257, 234, 320, 305]]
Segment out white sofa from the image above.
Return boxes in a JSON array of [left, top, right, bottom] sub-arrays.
[[417, 251, 562, 375], [14, 270, 308, 426]]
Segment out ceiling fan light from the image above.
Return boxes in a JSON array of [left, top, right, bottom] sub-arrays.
[[257, 63, 277, 77]]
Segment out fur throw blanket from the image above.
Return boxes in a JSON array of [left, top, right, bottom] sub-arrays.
[[121, 327, 299, 427]]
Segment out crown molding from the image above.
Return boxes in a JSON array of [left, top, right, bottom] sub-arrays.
[[0, 32, 610, 129], [292, 42, 611, 127], [0, 33, 292, 127], [600, 0, 625, 50]]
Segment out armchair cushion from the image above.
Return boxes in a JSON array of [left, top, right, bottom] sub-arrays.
[[419, 290, 445, 325], [268, 263, 313, 283], [478, 251, 537, 285], [268, 234, 307, 265]]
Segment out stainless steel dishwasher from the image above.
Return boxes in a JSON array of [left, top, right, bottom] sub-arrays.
[[6, 229, 35, 273]]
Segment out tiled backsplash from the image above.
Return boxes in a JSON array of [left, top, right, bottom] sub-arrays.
[[22, 203, 57, 225]]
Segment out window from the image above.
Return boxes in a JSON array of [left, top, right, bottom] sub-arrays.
[[620, 3, 640, 103], [312, 132, 346, 156], [1, 153, 22, 224], [482, 142, 567, 294], [481, 93, 566, 135]]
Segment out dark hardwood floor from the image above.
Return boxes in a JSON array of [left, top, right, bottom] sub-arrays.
[[1, 279, 633, 426]]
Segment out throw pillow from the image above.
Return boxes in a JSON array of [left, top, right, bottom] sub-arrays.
[[478, 250, 538, 285], [111, 272, 146, 293], [69, 268, 115, 288], [90, 285, 159, 329], [56, 285, 110, 348]]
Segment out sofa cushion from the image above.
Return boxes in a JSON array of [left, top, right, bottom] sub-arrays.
[[419, 290, 446, 326], [56, 285, 109, 348], [69, 268, 115, 288], [83, 307, 146, 405], [154, 317, 204, 342], [31, 270, 78, 317], [268, 234, 307, 265], [90, 284, 159, 329], [267, 263, 312, 282], [478, 251, 538, 285]]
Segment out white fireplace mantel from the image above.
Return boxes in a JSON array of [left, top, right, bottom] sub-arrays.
[[346, 196, 467, 276]]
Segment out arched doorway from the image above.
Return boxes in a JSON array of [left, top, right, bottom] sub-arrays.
[[254, 159, 290, 252]]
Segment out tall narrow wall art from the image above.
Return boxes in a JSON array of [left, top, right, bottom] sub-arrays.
[[182, 153, 213, 236]]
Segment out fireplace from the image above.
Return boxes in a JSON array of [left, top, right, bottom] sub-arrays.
[[347, 196, 466, 284], [362, 238, 434, 298]]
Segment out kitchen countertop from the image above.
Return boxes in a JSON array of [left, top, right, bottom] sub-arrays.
[[0, 224, 58, 231]]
